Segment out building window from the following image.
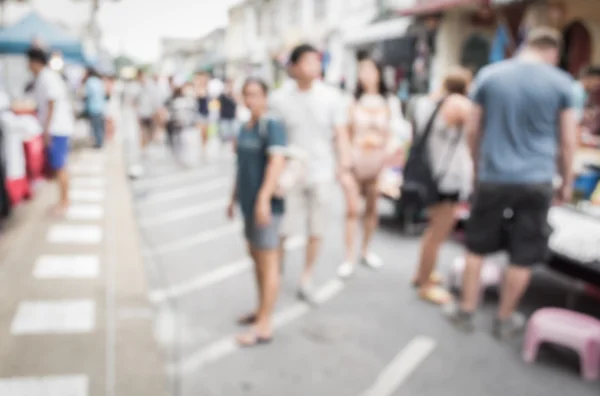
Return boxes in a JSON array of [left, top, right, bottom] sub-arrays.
[[314, 0, 327, 21], [289, 0, 301, 25]]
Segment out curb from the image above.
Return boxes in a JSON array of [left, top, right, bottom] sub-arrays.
[[107, 140, 169, 396]]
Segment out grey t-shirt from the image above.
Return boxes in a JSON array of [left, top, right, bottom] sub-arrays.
[[471, 59, 574, 184]]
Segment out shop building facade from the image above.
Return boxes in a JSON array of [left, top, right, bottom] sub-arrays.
[[399, 0, 600, 93]]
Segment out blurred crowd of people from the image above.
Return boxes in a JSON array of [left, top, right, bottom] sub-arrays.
[[21, 23, 596, 350], [105, 26, 591, 347], [24, 46, 123, 215]]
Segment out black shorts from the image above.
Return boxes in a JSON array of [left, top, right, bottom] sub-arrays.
[[465, 182, 553, 267], [140, 117, 154, 130], [437, 191, 459, 203]]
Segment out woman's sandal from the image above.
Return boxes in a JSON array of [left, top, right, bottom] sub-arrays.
[[418, 286, 453, 305], [236, 331, 273, 347], [236, 313, 257, 326], [411, 272, 443, 288]]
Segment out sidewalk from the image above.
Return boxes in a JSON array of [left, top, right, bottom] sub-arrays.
[[0, 141, 168, 396]]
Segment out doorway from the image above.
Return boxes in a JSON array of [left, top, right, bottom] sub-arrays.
[[461, 33, 491, 75], [561, 21, 592, 77]]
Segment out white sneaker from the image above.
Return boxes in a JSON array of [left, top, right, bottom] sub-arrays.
[[337, 262, 355, 280], [361, 252, 383, 270]]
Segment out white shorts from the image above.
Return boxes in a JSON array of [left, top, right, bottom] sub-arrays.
[[280, 183, 332, 238]]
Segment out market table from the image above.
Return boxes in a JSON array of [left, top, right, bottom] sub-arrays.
[[547, 204, 600, 287]]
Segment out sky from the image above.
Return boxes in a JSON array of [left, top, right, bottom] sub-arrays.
[[3, 0, 243, 62]]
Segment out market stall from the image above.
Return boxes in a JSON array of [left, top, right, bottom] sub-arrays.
[[0, 12, 87, 64], [546, 147, 600, 289], [0, 12, 89, 99], [380, 122, 600, 288], [548, 203, 600, 287]]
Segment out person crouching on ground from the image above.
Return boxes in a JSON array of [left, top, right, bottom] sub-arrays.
[[227, 78, 287, 347], [28, 47, 75, 216]]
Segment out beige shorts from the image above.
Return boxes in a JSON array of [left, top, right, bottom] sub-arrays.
[[280, 183, 331, 238]]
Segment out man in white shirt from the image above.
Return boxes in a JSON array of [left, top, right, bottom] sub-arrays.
[[270, 44, 351, 302], [28, 47, 75, 215], [134, 70, 160, 150]]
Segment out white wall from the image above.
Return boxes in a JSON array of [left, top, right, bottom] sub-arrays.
[[1, 55, 30, 99], [225, 0, 278, 84]]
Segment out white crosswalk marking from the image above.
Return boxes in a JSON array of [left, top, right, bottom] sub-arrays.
[[149, 236, 306, 302], [132, 166, 219, 189], [137, 178, 230, 206], [140, 199, 228, 227], [34, 255, 100, 279], [66, 204, 104, 221], [143, 222, 242, 256], [11, 300, 96, 334], [0, 375, 88, 396], [71, 177, 105, 188], [47, 225, 103, 244], [69, 189, 105, 203], [170, 279, 345, 374], [69, 164, 104, 174], [360, 336, 436, 396]]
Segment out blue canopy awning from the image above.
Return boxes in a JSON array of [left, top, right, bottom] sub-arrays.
[[0, 12, 87, 64]]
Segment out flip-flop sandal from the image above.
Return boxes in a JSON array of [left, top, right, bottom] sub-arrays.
[[419, 286, 453, 305], [236, 331, 273, 348], [411, 272, 443, 288], [236, 313, 257, 326]]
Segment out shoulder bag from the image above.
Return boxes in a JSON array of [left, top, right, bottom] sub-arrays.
[[400, 97, 461, 210]]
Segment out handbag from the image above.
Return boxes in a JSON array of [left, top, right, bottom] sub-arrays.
[[352, 96, 402, 182], [258, 117, 307, 199], [400, 97, 460, 210]]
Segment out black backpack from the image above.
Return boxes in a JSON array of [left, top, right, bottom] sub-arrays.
[[401, 97, 459, 211]]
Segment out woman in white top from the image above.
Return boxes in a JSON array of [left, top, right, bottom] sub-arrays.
[[412, 68, 473, 304], [338, 57, 399, 279]]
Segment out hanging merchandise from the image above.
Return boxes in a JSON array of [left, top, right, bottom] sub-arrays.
[[489, 21, 512, 63], [1, 113, 30, 205], [461, 34, 490, 73]]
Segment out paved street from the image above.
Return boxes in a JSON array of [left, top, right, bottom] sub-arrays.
[[0, 109, 597, 396], [0, 143, 167, 396], [135, 141, 600, 396]]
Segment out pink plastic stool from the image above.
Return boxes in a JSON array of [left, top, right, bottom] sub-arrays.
[[448, 256, 503, 294], [523, 308, 600, 381]]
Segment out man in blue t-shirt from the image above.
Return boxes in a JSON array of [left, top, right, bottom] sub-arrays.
[[446, 28, 578, 339], [84, 68, 106, 148]]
